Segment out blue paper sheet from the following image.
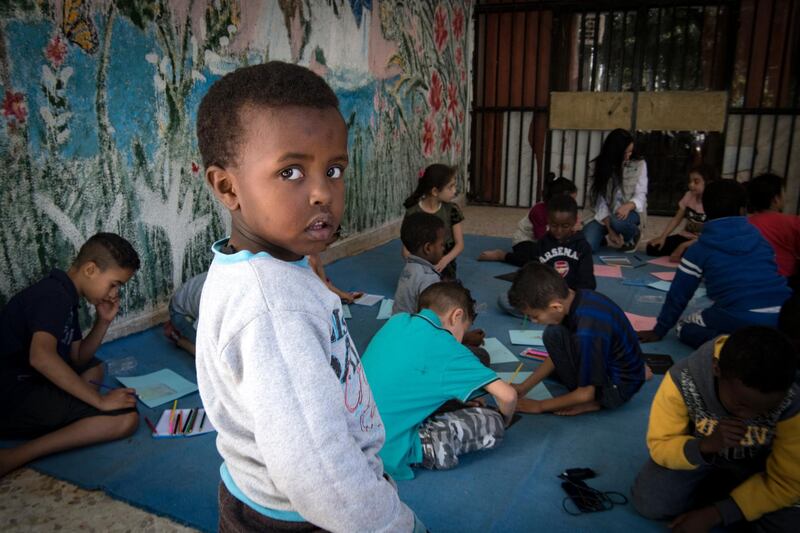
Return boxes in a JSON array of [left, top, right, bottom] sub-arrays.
[[483, 337, 518, 364], [496, 371, 553, 400], [648, 280, 672, 292], [509, 329, 545, 346], [376, 298, 393, 319], [116, 369, 198, 408]]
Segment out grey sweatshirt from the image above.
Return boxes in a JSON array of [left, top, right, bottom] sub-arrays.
[[195, 243, 415, 532], [392, 255, 441, 315]]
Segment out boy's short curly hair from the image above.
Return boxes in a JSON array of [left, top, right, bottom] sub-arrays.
[[418, 281, 477, 322], [719, 326, 797, 393], [196, 61, 340, 170], [400, 212, 444, 255], [73, 233, 140, 271]]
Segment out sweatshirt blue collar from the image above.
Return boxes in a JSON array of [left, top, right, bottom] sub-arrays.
[[211, 238, 310, 269]]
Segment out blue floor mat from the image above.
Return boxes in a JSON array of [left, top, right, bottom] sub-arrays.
[[4, 235, 700, 532]]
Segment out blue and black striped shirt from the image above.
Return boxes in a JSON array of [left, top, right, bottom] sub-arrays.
[[567, 290, 645, 400]]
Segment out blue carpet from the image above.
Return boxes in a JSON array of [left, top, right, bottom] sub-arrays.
[[4, 235, 704, 532]]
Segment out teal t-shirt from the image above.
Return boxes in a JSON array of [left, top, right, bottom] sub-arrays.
[[362, 309, 499, 480]]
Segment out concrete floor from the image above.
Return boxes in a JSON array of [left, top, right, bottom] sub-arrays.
[[0, 205, 669, 532]]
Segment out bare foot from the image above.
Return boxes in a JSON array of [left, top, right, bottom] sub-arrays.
[[478, 249, 506, 262], [645, 364, 654, 381], [554, 401, 601, 416]]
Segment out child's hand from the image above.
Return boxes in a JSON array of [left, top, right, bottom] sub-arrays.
[[462, 329, 485, 347], [649, 236, 666, 250], [95, 297, 120, 323], [433, 258, 451, 273], [607, 229, 624, 248], [669, 506, 721, 533], [615, 203, 634, 220], [637, 330, 662, 343], [517, 398, 544, 414], [339, 291, 362, 304], [699, 418, 747, 455], [97, 387, 137, 411]]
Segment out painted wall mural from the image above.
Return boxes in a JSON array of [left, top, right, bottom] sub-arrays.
[[0, 0, 473, 328]]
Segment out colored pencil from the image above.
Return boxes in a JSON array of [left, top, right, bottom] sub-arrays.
[[198, 410, 206, 430], [144, 416, 157, 434], [187, 409, 198, 434], [182, 409, 194, 433], [509, 362, 524, 384], [173, 412, 182, 435], [169, 400, 177, 428]]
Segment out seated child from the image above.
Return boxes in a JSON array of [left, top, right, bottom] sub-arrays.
[[195, 61, 420, 531], [479, 175, 579, 265], [0, 233, 140, 477], [393, 212, 444, 315], [507, 262, 646, 416], [646, 163, 717, 261], [164, 271, 207, 356], [747, 172, 800, 291], [638, 180, 791, 349], [362, 281, 517, 480], [632, 326, 800, 531], [497, 194, 596, 317], [402, 164, 464, 280]]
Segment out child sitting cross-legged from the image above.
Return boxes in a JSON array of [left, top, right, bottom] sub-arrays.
[[632, 326, 800, 531], [507, 262, 646, 416], [392, 212, 445, 315], [362, 281, 517, 480]]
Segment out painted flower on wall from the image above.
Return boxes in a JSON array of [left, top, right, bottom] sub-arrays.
[[434, 5, 448, 52], [45, 35, 68, 68], [440, 117, 452, 153], [455, 46, 463, 66], [3, 91, 28, 127], [428, 70, 442, 112], [452, 7, 465, 40], [423, 115, 435, 157], [447, 82, 458, 115]]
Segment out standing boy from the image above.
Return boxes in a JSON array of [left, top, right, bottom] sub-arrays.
[[632, 327, 800, 531], [0, 233, 140, 477], [363, 282, 516, 480], [639, 179, 790, 349], [194, 62, 420, 532], [507, 262, 646, 415]]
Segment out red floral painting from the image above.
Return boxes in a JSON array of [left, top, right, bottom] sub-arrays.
[[428, 71, 442, 112], [44, 35, 68, 68], [422, 115, 435, 157], [439, 117, 452, 153], [2, 91, 27, 127], [434, 5, 448, 52]]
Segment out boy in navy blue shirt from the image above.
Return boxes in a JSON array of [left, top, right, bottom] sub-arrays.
[[508, 262, 646, 415], [638, 179, 790, 348], [0, 233, 140, 477]]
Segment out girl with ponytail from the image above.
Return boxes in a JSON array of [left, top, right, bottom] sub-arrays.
[[402, 164, 464, 279]]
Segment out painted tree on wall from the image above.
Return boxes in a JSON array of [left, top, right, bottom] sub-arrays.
[[0, 0, 472, 331]]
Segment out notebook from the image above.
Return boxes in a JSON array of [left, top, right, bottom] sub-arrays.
[[116, 369, 198, 408], [509, 329, 545, 346]]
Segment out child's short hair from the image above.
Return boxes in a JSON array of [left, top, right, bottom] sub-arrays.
[[543, 174, 578, 202], [702, 179, 747, 220], [73, 233, 140, 271], [508, 262, 569, 312], [546, 193, 578, 217], [719, 326, 797, 393], [746, 172, 783, 212], [688, 163, 718, 184], [418, 281, 476, 322], [400, 212, 444, 255], [197, 61, 339, 169]]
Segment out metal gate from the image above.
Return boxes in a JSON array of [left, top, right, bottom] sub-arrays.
[[469, 0, 800, 214]]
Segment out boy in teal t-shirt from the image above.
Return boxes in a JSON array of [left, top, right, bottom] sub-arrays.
[[362, 282, 517, 480]]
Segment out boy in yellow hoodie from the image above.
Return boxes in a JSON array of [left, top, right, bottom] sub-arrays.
[[632, 326, 800, 531]]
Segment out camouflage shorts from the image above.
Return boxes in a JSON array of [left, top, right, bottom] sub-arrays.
[[417, 407, 505, 470]]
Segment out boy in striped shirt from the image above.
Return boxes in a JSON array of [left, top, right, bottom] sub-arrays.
[[508, 262, 646, 415]]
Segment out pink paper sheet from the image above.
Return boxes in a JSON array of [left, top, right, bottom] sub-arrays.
[[651, 271, 676, 282], [593, 264, 623, 279], [648, 256, 679, 268], [625, 312, 657, 331]]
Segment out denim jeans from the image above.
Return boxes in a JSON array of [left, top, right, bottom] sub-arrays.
[[583, 210, 641, 252]]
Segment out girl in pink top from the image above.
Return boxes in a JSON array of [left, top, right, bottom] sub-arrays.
[[646, 164, 717, 261]]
